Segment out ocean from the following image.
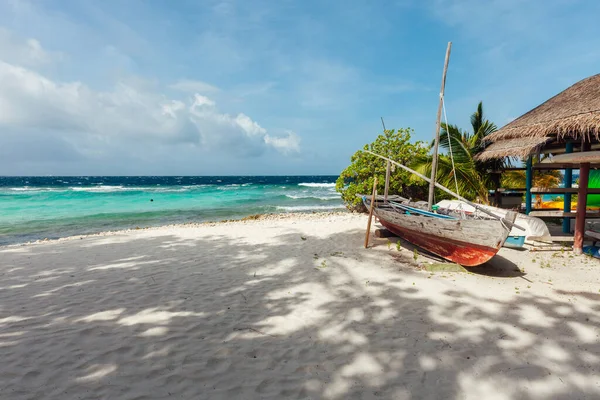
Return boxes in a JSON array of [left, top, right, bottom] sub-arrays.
[[0, 176, 344, 246]]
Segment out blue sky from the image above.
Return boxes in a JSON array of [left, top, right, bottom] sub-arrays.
[[0, 0, 599, 175]]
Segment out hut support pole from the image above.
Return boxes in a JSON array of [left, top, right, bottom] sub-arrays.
[[525, 156, 533, 214], [574, 141, 592, 254], [574, 163, 590, 254], [562, 142, 574, 233]]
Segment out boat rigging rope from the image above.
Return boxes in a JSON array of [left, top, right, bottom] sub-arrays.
[[441, 93, 460, 198], [441, 93, 466, 219]]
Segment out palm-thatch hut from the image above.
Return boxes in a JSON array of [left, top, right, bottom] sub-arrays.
[[476, 73, 600, 253]]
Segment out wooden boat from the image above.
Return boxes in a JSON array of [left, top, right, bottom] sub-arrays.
[[367, 200, 517, 266], [363, 42, 520, 266], [542, 151, 600, 164]]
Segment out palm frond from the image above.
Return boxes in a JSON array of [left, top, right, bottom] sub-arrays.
[[438, 123, 473, 165], [470, 102, 484, 136]]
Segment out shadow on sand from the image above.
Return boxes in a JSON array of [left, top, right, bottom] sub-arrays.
[[0, 225, 598, 399]]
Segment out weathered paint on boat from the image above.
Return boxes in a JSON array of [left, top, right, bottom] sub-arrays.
[[504, 235, 526, 249], [374, 208, 516, 267]]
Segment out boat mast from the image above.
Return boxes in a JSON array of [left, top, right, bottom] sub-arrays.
[[427, 42, 452, 210]]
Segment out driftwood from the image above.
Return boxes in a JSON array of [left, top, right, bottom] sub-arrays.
[[375, 229, 397, 238]]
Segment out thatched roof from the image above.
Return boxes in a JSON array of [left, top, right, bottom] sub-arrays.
[[485, 73, 600, 142], [476, 137, 553, 161], [476, 73, 600, 160]]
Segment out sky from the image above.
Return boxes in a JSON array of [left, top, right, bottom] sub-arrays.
[[0, 0, 599, 176]]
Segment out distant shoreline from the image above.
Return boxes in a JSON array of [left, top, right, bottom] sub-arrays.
[[2, 211, 350, 248]]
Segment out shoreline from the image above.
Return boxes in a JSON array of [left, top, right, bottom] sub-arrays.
[[2, 210, 351, 248]]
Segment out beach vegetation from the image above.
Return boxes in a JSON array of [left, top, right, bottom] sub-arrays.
[[411, 102, 507, 202], [336, 128, 429, 212]]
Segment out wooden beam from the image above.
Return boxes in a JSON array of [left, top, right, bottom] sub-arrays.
[[375, 229, 396, 238], [532, 188, 600, 194], [529, 211, 600, 218], [497, 163, 600, 171], [533, 162, 600, 170], [495, 188, 600, 194], [525, 156, 533, 214], [540, 142, 600, 155]]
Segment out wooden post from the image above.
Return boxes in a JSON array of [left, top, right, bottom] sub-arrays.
[[365, 177, 378, 248], [381, 117, 390, 202], [384, 161, 391, 202], [562, 142, 574, 233], [574, 141, 591, 254], [428, 42, 452, 210], [525, 156, 533, 214]]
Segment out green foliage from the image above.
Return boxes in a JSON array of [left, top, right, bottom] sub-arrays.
[[336, 128, 429, 211], [411, 102, 508, 202]]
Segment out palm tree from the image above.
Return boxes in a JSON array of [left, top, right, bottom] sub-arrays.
[[411, 102, 508, 202]]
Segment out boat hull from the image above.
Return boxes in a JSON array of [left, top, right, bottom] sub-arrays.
[[375, 208, 515, 266]]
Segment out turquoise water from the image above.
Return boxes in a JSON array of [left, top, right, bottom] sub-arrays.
[[0, 176, 343, 245]]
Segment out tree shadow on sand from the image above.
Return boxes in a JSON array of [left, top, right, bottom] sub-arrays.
[[0, 225, 598, 399]]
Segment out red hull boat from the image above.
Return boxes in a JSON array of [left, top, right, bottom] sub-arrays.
[[374, 207, 516, 267]]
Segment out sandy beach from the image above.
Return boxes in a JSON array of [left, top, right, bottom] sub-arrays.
[[1, 213, 599, 399]]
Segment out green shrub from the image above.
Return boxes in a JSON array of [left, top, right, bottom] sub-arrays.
[[335, 128, 429, 212]]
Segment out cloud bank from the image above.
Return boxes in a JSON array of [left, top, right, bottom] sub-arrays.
[[0, 32, 299, 174]]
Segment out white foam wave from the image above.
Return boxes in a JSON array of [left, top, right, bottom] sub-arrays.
[[298, 183, 336, 188], [276, 205, 345, 211], [70, 186, 126, 192], [285, 194, 340, 200], [7, 187, 64, 193]]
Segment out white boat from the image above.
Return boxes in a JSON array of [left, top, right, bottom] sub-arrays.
[[435, 200, 551, 246]]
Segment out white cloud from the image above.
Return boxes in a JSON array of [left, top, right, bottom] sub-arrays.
[[264, 131, 300, 154], [0, 58, 300, 159], [169, 79, 221, 94], [0, 27, 61, 66]]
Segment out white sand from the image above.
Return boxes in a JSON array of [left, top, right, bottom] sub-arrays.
[[0, 213, 599, 399]]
